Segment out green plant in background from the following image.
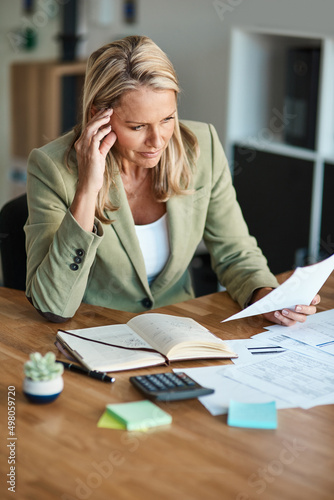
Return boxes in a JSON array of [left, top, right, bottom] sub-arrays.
[[24, 352, 64, 381]]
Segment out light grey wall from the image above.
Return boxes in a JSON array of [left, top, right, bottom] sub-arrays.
[[1, 0, 334, 207]]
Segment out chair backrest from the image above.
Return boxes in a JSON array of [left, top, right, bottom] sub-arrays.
[[0, 193, 28, 291]]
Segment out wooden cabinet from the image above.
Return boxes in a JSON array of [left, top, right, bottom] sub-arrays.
[[11, 60, 87, 159]]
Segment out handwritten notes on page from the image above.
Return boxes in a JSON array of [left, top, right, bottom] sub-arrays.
[[222, 254, 334, 322]]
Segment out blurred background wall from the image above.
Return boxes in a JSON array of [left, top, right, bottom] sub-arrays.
[[1, 0, 333, 207]]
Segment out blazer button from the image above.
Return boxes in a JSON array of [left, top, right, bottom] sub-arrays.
[[141, 297, 153, 308], [75, 249, 85, 257], [73, 256, 82, 264], [70, 263, 79, 271]]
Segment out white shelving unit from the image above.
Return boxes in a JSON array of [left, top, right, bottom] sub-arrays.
[[226, 27, 334, 263]]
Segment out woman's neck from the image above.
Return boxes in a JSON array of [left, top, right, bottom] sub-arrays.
[[120, 167, 151, 199]]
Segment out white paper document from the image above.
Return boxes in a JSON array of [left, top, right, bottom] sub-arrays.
[[224, 350, 334, 409], [174, 309, 334, 415], [222, 254, 334, 322], [224, 339, 286, 365], [251, 331, 334, 364], [261, 308, 334, 356], [174, 307, 334, 416], [174, 365, 294, 416]]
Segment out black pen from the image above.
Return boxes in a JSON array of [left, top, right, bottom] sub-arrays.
[[56, 361, 115, 383]]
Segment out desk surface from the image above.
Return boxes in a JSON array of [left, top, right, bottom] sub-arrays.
[[1, 274, 334, 500]]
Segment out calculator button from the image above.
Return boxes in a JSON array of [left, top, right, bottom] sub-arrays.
[[175, 373, 194, 385], [153, 381, 165, 389], [156, 374, 175, 387], [129, 372, 214, 401], [183, 378, 196, 386], [146, 376, 163, 387], [154, 374, 168, 382], [140, 381, 157, 391], [145, 385, 157, 391], [167, 374, 184, 386]]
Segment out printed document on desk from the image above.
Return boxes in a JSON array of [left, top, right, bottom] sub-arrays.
[[261, 308, 334, 356], [222, 254, 334, 322], [175, 332, 334, 414], [224, 339, 286, 365], [174, 365, 294, 416], [251, 330, 334, 364], [224, 350, 334, 409]]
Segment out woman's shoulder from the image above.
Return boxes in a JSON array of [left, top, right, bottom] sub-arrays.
[[180, 119, 224, 158], [180, 119, 212, 138], [27, 130, 78, 190], [31, 130, 76, 165], [180, 119, 221, 149]]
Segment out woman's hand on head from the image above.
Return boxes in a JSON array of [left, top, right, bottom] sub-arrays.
[[74, 108, 117, 195], [251, 287, 321, 327]]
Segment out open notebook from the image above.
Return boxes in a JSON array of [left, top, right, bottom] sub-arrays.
[[56, 313, 237, 372]]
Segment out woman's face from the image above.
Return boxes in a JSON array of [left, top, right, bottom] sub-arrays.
[[110, 86, 176, 170]]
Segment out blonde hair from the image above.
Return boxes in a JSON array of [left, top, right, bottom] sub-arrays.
[[68, 35, 199, 223]]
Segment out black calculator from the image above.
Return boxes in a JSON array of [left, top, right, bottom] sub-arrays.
[[129, 372, 214, 401]]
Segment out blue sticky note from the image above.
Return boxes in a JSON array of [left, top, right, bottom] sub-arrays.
[[227, 400, 277, 429]]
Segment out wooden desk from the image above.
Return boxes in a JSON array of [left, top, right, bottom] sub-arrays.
[[1, 275, 334, 500]]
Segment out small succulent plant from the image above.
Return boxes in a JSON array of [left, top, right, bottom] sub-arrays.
[[24, 352, 64, 381]]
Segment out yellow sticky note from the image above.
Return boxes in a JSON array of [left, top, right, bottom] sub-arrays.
[[97, 410, 126, 430], [106, 400, 172, 431]]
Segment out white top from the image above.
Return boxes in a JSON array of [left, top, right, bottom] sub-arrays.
[[135, 213, 170, 285]]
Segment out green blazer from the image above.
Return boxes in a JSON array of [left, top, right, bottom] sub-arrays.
[[25, 120, 278, 322]]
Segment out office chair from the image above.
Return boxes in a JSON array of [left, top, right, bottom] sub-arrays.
[[0, 193, 28, 291]]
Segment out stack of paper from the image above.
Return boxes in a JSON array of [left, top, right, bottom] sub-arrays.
[[175, 255, 334, 417], [175, 308, 334, 416]]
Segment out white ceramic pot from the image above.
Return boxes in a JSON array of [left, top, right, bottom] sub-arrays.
[[23, 376, 64, 404]]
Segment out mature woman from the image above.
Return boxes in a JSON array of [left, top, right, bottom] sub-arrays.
[[24, 35, 319, 323]]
